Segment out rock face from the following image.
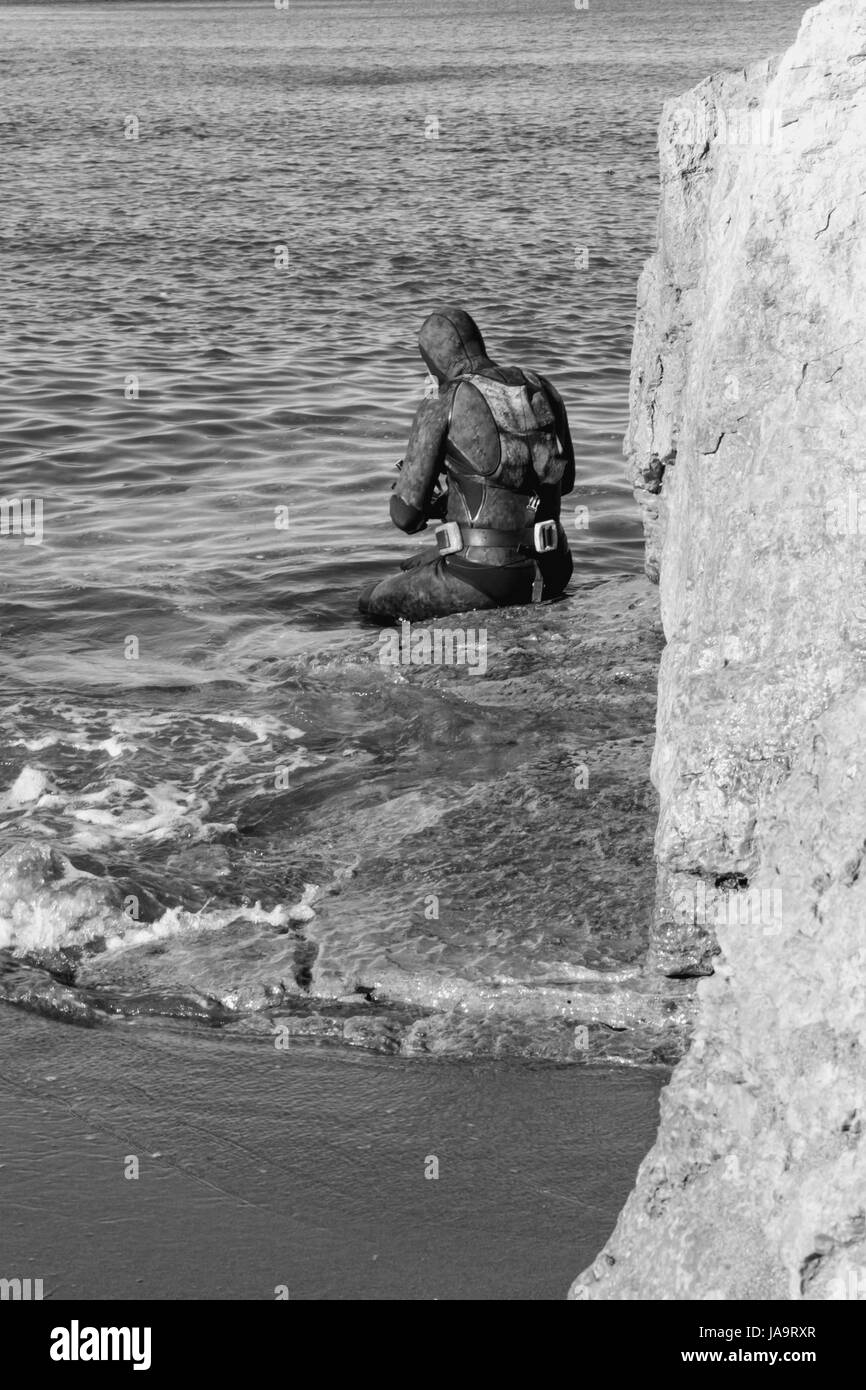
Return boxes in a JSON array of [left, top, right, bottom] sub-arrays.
[[572, 0, 866, 1299]]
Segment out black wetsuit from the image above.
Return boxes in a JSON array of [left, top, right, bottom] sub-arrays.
[[358, 307, 574, 623]]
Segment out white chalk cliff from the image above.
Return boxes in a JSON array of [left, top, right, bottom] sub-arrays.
[[571, 0, 866, 1299]]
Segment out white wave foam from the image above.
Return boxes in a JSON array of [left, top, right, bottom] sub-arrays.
[[0, 841, 320, 955], [2, 765, 53, 807], [10, 733, 136, 756], [103, 884, 319, 953], [208, 712, 304, 742]]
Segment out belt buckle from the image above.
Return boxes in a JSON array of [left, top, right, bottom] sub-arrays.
[[533, 520, 558, 554], [435, 521, 463, 555]]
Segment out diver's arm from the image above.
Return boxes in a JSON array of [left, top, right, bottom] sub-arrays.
[[390, 393, 450, 533], [538, 375, 576, 495]]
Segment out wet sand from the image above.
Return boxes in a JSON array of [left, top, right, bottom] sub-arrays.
[[0, 1008, 663, 1300]]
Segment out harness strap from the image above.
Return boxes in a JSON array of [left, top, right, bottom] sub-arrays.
[[459, 526, 537, 549], [435, 520, 558, 556]]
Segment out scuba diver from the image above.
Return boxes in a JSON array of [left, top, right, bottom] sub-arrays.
[[358, 306, 575, 623]]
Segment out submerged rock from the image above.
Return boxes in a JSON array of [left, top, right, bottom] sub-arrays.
[[4, 572, 695, 1065], [573, 0, 866, 1299]]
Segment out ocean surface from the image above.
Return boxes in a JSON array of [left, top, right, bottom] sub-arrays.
[[0, 0, 808, 1028]]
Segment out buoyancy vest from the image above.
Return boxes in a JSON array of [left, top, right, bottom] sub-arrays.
[[443, 372, 566, 548]]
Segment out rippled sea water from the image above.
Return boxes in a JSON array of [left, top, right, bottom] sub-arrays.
[[1, 0, 808, 1046]]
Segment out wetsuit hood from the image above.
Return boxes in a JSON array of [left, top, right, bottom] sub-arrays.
[[418, 307, 490, 383]]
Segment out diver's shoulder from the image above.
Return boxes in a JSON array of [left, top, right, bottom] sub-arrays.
[[413, 389, 451, 418], [466, 363, 525, 387]]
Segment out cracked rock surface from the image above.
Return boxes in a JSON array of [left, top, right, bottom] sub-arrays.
[[573, 0, 866, 1299]]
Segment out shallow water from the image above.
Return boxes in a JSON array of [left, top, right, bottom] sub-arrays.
[[1, 1007, 662, 1299], [0, 0, 808, 1047], [0, 576, 696, 1063]]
